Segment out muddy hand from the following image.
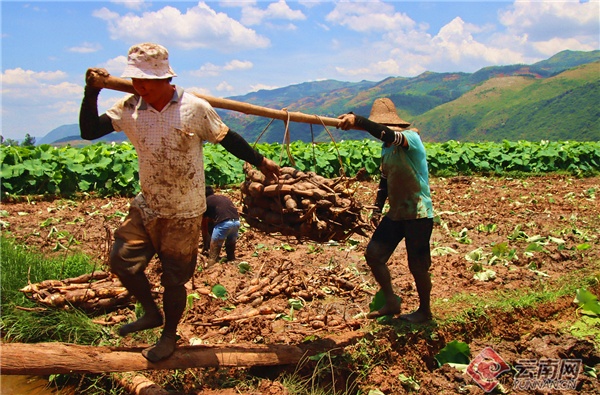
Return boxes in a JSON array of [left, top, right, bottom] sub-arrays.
[[337, 114, 356, 131], [85, 68, 111, 88], [259, 157, 280, 180]]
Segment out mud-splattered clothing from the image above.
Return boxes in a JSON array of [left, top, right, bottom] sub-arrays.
[[380, 130, 433, 221], [106, 86, 228, 219], [111, 197, 201, 287]]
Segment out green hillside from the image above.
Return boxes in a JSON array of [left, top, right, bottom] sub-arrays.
[[414, 61, 600, 142], [217, 49, 599, 144]]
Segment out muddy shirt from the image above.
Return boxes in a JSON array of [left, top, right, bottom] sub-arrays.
[[381, 130, 433, 221], [106, 86, 228, 219]]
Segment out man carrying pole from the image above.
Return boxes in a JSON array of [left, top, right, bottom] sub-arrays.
[[79, 42, 279, 362], [337, 99, 434, 323]]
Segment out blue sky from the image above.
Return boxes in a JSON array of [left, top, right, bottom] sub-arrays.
[[2, 1, 599, 141]]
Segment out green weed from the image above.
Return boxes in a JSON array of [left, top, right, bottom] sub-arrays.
[[0, 235, 102, 344]]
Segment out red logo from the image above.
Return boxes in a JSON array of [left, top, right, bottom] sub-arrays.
[[466, 347, 510, 392]]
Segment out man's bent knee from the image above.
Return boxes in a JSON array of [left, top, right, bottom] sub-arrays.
[[110, 238, 154, 278]]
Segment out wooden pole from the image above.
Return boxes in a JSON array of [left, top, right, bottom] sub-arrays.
[[85, 69, 351, 130]]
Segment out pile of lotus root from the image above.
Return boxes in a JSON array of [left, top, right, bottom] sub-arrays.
[[240, 163, 370, 242], [19, 271, 132, 311]]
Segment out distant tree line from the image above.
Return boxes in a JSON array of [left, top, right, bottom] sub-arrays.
[[0, 134, 36, 147]]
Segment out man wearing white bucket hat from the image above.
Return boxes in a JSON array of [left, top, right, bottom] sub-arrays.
[[337, 98, 434, 324], [80, 43, 279, 362]]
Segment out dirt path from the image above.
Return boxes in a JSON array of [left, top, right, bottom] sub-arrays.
[[2, 175, 599, 394]]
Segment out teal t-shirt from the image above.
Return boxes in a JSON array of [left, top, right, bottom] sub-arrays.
[[380, 130, 433, 221]]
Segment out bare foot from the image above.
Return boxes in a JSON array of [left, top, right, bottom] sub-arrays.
[[141, 333, 177, 362], [366, 301, 401, 319], [399, 310, 432, 324], [118, 314, 163, 337]]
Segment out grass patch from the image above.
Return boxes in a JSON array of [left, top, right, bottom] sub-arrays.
[[0, 235, 103, 344], [433, 264, 600, 325]]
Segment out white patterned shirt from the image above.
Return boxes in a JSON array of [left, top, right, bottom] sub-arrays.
[[106, 86, 229, 219]]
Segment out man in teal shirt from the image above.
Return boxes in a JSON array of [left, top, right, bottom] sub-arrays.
[[338, 98, 434, 323]]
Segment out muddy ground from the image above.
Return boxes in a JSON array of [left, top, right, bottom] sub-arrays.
[[2, 175, 599, 394]]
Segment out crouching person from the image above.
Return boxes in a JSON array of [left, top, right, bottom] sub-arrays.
[[202, 186, 241, 267]]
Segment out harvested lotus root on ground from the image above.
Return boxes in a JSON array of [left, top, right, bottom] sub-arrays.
[[19, 271, 135, 312], [240, 163, 370, 242]]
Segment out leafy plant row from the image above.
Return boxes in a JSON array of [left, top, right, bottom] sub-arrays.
[[1, 139, 598, 197]]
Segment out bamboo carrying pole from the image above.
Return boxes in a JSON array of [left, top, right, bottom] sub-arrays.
[[86, 69, 353, 130]]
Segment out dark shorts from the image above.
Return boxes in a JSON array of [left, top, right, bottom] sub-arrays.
[[365, 216, 433, 273], [110, 198, 202, 287]]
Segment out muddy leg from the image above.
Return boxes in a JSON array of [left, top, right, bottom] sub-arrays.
[[117, 273, 163, 336], [142, 284, 186, 362], [110, 239, 163, 336], [399, 270, 432, 323], [365, 249, 401, 319], [206, 239, 223, 267], [225, 237, 236, 261], [400, 219, 433, 324]]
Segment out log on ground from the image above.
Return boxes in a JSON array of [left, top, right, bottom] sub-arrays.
[[1, 331, 365, 375], [0, 342, 304, 375]]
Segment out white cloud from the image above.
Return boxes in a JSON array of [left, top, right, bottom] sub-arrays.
[[68, 42, 103, 54], [2, 68, 68, 85], [317, 22, 330, 31], [249, 83, 279, 92], [1, 68, 83, 138], [48, 100, 80, 115], [192, 63, 221, 78], [240, 0, 305, 26], [533, 37, 597, 57], [93, 2, 270, 52], [332, 14, 531, 79], [336, 58, 400, 77], [185, 86, 213, 97], [110, 1, 151, 11], [223, 59, 253, 71], [497, 1, 599, 56], [190, 59, 253, 77], [325, 1, 415, 33], [98, 55, 129, 76], [325, 0, 599, 78], [500, 1, 599, 40], [216, 81, 234, 92], [430, 17, 525, 65], [264, 22, 298, 31]]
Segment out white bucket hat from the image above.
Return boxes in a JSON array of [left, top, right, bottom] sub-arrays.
[[121, 43, 177, 79]]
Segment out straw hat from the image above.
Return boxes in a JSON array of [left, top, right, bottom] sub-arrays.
[[121, 43, 177, 79], [369, 98, 411, 128]]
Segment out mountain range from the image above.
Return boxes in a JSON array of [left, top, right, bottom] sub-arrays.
[[41, 49, 599, 146]]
